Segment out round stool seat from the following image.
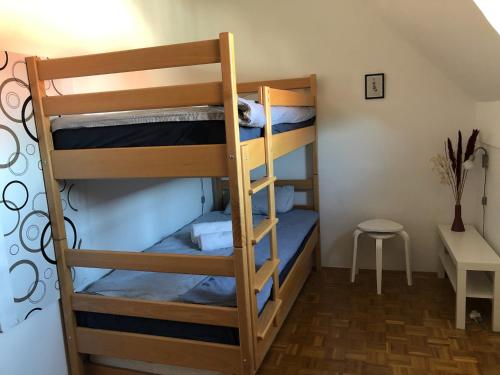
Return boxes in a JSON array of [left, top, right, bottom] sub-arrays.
[[357, 219, 404, 233], [366, 232, 396, 240]]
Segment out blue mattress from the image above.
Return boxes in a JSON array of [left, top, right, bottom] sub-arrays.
[[53, 118, 315, 150], [76, 209, 318, 345]]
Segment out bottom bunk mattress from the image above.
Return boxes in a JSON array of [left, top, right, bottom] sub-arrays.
[[76, 209, 318, 345]]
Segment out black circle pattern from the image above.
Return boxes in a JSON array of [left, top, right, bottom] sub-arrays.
[[24, 307, 42, 320], [1, 53, 82, 325], [9, 259, 39, 303], [1, 200, 20, 236], [2, 180, 28, 211], [21, 96, 38, 142], [0, 125, 20, 168], [0, 78, 33, 123], [40, 216, 77, 265], [0, 52, 7, 71], [19, 210, 50, 253]]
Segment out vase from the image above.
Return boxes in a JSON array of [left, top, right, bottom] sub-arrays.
[[451, 204, 465, 232]]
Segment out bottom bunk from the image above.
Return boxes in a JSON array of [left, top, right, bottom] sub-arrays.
[[74, 209, 319, 374]]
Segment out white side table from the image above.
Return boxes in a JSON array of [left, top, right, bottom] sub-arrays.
[[437, 225, 500, 331]]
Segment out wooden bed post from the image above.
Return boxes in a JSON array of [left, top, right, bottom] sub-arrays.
[[310, 74, 322, 270], [219, 32, 255, 375], [26, 57, 85, 375], [211, 177, 224, 211]]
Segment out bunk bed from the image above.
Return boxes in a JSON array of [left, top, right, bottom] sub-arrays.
[[26, 32, 320, 375]]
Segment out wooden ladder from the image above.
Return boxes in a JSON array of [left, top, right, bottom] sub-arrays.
[[241, 86, 281, 342]]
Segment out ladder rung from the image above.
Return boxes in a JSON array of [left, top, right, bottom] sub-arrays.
[[252, 218, 279, 245], [257, 299, 282, 341], [249, 176, 277, 195], [254, 259, 280, 293]]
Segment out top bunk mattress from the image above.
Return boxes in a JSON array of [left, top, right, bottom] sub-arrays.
[[51, 98, 315, 150]]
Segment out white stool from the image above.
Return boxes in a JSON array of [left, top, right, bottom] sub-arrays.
[[351, 219, 412, 294]]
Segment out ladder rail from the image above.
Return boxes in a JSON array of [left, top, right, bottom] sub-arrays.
[[259, 86, 281, 302], [240, 144, 260, 358]]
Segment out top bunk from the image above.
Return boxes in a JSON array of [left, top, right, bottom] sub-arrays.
[[26, 32, 317, 179]]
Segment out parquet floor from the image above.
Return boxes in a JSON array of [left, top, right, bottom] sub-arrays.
[[258, 268, 500, 375]]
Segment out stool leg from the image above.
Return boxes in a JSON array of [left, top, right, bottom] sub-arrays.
[[376, 238, 383, 295], [399, 230, 412, 286], [351, 229, 362, 282]]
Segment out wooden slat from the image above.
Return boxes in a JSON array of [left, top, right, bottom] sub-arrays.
[[310, 73, 322, 270], [51, 144, 228, 179], [76, 328, 241, 374], [237, 77, 312, 94], [72, 294, 239, 327], [252, 218, 279, 245], [65, 250, 234, 276], [275, 178, 313, 191], [85, 362, 152, 375], [222, 177, 312, 192], [26, 56, 86, 375], [256, 299, 282, 341], [212, 177, 225, 210], [244, 126, 316, 170], [220, 32, 256, 374], [274, 125, 316, 158], [279, 225, 318, 302], [52, 127, 316, 180], [268, 87, 315, 107], [37, 39, 220, 80], [43, 82, 223, 115], [260, 85, 281, 306], [256, 224, 318, 367], [240, 144, 260, 367], [249, 176, 276, 195], [254, 259, 280, 293]]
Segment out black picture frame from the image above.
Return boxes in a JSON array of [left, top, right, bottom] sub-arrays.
[[365, 73, 385, 100]]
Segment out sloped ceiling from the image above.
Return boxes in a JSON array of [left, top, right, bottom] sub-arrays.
[[370, 0, 500, 101]]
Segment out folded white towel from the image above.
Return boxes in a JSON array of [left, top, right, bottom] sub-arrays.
[[190, 221, 232, 245], [198, 231, 234, 251]]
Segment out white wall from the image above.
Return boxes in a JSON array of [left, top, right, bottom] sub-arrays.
[[0, 214, 16, 332], [154, 0, 477, 272], [0, 1, 207, 374], [475, 101, 500, 252], [0, 303, 67, 375]]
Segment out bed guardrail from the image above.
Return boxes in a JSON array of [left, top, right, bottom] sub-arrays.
[[72, 294, 239, 327], [65, 249, 235, 275], [43, 81, 225, 115], [37, 39, 221, 80], [77, 328, 242, 374]]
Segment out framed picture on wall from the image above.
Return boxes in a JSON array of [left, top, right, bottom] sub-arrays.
[[365, 73, 385, 99]]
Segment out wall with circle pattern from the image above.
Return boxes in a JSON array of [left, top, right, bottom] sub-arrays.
[[0, 51, 84, 332]]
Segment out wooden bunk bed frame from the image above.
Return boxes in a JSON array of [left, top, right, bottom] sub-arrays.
[[26, 32, 320, 375]]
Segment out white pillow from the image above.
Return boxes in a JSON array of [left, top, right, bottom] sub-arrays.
[[224, 185, 294, 215]]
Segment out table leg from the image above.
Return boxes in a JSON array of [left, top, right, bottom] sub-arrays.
[[376, 238, 383, 295], [456, 267, 467, 330], [493, 271, 500, 332], [351, 229, 362, 283], [437, 247, 445, 278]]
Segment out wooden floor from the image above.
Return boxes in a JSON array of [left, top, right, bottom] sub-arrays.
[[258, 268, 500, 375]]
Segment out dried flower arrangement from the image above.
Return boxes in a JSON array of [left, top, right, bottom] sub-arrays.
[[431, 129, 479, 231]]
